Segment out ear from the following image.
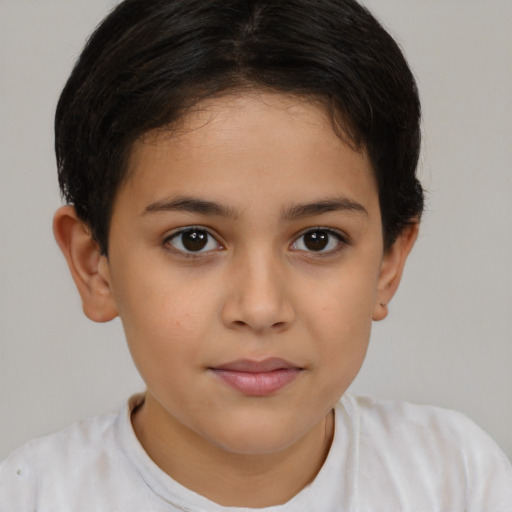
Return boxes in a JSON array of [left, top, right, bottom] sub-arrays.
[[53, 205, 118, 323], [372, 222, 419, 321]]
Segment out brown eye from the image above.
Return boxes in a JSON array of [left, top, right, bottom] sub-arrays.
[[182, 230, 208, 251], [291, 229, 344, 253], [167, 228, 220, 253], [303, 231, 329, 251]]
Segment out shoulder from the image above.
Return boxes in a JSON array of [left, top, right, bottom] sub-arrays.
[[2, 407, 119, 461], [338, 393, 512, 510], [0, 407, 122, 510], [341, 393, 494, 446]]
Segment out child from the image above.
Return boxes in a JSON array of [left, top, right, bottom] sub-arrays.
[[1, 0, 511, 509]]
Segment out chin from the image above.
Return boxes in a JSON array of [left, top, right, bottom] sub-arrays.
[[199, 409, 316, 456], [212, 430, 297, 456]]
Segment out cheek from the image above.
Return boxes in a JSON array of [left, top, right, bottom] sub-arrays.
[[303, 263, 378, 335], [309, 296, 372, 404], [300, 263, 379, 378], [313, 297, 372, 368], [112, 268, 219, 370]]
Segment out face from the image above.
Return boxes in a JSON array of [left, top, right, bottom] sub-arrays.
[[103, 92, 390, 455]]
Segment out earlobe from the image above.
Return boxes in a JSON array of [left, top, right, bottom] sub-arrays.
[[372, 222, 419, 321], [53, 206, 118, 323]]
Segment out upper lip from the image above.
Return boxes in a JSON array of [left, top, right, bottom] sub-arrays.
[[211, 357, 301, 373]]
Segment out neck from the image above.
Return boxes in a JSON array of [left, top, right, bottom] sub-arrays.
[[131, 393, 335, 507]]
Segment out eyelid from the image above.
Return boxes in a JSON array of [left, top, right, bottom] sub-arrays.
[[163, 225, 224, 256], [290, 227, 349, 255], [162, 225, 348, 258]]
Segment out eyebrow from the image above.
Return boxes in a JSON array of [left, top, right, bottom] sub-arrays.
[[142, 196, 238, 218], [142, 195, 367, 220], [282, 197, 368, 220]]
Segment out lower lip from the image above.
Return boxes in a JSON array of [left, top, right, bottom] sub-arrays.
[[211, 368, 301, 396]]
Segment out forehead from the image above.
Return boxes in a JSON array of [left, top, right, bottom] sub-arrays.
[[121, 92, 378, 218], [133, 92, 346, 162]]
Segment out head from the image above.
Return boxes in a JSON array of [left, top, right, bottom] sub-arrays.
[[53, 0, 423, 470], [55, 0, 423, 255]]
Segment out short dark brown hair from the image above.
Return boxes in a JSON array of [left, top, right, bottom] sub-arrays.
[[55, 0, 424, 254]]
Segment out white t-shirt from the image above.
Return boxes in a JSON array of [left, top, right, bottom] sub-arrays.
[[1, 393, 511, 511]]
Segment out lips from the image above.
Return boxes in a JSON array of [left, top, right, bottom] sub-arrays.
[[209, 358, 303, 396]]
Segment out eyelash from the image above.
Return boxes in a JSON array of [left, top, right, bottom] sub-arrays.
[[164, 226, 223, 258], [163, 226, 348, 258], [290, 227, 348, 257]]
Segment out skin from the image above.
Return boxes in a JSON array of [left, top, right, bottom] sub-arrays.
[[54, 92, 418, 507]]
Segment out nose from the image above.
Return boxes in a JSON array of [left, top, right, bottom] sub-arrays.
[[221, 250, 295, 334]]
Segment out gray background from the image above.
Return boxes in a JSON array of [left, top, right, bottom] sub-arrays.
[[1, 0, 511, 460]]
